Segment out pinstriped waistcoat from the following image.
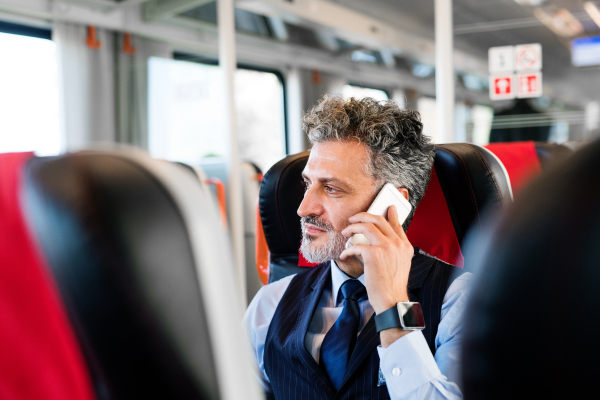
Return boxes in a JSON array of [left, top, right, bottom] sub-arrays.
[[264, 249, 459, 400]]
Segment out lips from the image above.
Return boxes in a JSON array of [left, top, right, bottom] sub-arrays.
[[305, 224, 326, 235]]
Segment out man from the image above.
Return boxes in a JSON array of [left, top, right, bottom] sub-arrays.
[[244, 95, 470, 399]]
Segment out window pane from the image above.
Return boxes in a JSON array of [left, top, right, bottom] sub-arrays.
[[235, 69, 285, 173], [0, 32, 60, 155], [342, 85, 388, 101], [148, 57, 286, 172], [471, 105, 494, 145], [417, 97, 438, 143]]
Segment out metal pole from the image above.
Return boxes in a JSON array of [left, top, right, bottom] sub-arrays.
[[218, 0, 246, 304], [435, 0, 455, 143]]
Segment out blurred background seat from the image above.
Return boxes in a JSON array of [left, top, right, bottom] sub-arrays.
[[462, 139, 600, 399], [0, 149, 261, 400], [257, 143, 511, 283], [484, 141, 573, 196]]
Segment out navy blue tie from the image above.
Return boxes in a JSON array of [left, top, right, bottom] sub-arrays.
[[320, 279, 367, 390]]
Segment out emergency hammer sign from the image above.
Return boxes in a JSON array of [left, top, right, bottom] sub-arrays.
[[488, 43, 543, 100]]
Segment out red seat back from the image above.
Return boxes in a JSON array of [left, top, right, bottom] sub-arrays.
[[0, 152, 95, 400], [485, 141, 573, 196]]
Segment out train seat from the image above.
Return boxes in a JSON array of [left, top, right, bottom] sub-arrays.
[[258, 143, 511, 283], [462, 139, 600, 399], [484, 141, 573, 195], [0, 150, 261, 400]]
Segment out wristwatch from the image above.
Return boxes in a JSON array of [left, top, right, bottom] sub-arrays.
[[374, 302, 426, 332]]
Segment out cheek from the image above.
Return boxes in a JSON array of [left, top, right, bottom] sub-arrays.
[[328, 208, 356, 233], [333, 194, 376, 231]]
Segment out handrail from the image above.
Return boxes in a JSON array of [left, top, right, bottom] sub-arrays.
[[85, 26, 102, 49], [122, 33, 137, 55], [204, 178, 227, 227]]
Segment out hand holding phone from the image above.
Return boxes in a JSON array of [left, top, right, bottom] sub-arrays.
[[345, 183, 412, 249]]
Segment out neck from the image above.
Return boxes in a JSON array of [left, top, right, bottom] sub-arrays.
[[335, 257, 364, 279]]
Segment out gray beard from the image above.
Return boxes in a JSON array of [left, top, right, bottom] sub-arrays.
[[300, 216, 347, 264]]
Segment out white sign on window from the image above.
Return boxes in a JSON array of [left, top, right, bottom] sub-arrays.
[[488, 43, 543, 100], [488, 46, 514, 73], [514, 43, 542, 71]]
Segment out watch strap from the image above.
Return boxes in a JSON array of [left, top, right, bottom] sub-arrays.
[[374, 304, 402, 333]]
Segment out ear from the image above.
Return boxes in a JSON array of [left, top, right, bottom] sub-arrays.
[[397, 187, 409, 201]]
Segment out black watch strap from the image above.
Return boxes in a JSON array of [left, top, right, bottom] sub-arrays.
[[374, 305, 401, 332]]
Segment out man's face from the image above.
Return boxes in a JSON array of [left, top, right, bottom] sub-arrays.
[[298, 140, 379, 263]]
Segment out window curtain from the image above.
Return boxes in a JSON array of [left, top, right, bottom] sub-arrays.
[[53, 22, 171, 151], [116, 35, 171, 148]]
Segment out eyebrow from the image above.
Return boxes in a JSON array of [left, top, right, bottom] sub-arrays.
[[302, 172, 352, 190]]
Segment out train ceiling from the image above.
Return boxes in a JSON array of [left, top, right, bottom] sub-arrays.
[[1, 0, 599, 108]]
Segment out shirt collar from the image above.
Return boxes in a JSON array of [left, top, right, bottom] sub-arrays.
[[330, 260, 366, 306]]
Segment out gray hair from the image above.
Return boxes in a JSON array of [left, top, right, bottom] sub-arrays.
[[302, 94, 435, 229]]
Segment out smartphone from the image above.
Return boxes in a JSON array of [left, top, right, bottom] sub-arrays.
[[345, 183, 412, 249]]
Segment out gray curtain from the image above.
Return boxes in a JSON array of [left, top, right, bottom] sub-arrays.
[[53, 22, 116, 151], [53, 22, 171, 151], [116, 35, 171, 148]]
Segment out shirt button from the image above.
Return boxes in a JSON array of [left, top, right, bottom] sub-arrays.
[[392, 367, 401, 376]]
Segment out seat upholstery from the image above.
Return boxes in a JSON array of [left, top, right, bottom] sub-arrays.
[[485, 141, 573, 195], [0, 152, 96, 400], [462, 139, 600, 399], [2, 149, 262, 400], [259, 143, 511, 283]]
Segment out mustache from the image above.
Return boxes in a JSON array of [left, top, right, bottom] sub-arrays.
[[301, 216, 333, 233]]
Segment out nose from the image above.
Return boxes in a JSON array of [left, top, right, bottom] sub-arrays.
[[297, 185, 323, 218]]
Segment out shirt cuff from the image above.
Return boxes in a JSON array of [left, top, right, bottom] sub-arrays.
[[377, 331, 442, 398]]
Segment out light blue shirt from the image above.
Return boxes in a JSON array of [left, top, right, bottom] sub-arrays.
[[243, 260, 471, 400]]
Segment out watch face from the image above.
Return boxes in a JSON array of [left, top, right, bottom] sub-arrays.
[[397, 303, 426, 329]]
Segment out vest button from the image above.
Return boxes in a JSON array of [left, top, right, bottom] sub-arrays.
[[392, 367, 401, 376]]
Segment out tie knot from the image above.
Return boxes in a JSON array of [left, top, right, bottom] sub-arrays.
[[339, 279, 366, 302]]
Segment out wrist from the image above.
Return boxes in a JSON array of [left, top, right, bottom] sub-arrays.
[[373, 292, 409, 314], [380, 328, 411, 347]]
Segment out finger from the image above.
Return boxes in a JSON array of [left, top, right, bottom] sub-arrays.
[[339, 244, 369, 261], [387, 205, 408, 241], [348, 212, 396, 237], [342, 223, 386, 246]]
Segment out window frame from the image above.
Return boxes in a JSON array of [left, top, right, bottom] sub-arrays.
[[345, 82, 391, 100], [0, 20, 51, 40]]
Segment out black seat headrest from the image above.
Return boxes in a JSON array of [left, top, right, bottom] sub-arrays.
[[259, 144, 510, 282], [462, 139, 600, 399]]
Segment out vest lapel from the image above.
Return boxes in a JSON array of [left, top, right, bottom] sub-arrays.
[[294, 263, 337, 396], [407, 249, 437, 301]]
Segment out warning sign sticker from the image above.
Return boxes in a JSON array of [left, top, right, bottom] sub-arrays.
[[515, 44, 542, 71], [516, 72, 542, 98], [489, 74, 515, 100]]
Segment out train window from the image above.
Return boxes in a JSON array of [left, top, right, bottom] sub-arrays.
[[342, 85, 389, 101], [417, 97, 438, 142], [148, 57, 286, 172], [418, 97, 494, 144], [470, 105, 494, 145], [0, 25, 60, 155]]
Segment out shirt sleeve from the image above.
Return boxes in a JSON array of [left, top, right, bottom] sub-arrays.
[[242, 275, 296, 395], [376, 272, 472, 400]]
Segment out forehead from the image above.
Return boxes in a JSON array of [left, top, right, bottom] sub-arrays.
[[304, 140, 372, 183]]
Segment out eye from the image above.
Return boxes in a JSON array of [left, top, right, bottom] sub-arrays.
[[302, 180, 310, 191], [324, 185, 337, 193]]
